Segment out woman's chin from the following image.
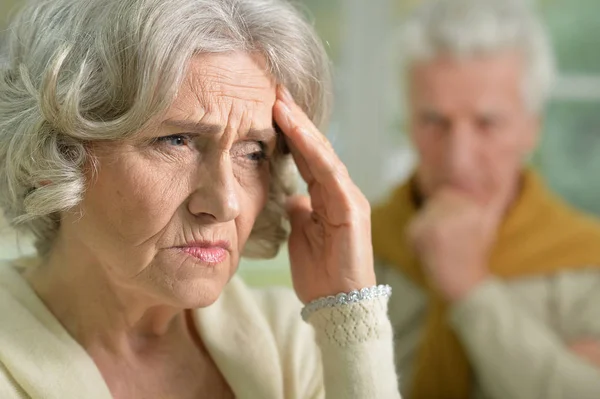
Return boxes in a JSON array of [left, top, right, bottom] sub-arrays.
[[161, 277, 231, 309], [151, 252, 237, 309]]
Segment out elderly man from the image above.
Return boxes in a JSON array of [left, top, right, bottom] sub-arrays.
[[372, 0, 600, 398]]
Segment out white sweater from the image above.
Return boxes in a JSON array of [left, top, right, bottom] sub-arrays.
[[0, 261, 400, 398]]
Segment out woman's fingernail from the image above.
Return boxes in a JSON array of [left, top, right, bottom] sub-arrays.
[[280, 85, 294, 103]]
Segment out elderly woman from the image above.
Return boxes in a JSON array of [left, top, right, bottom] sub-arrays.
[[0, 0, 400, 398]]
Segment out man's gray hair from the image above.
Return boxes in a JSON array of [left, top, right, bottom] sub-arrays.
[[400, 0, 555, 112], [0, 0, 332, 256]]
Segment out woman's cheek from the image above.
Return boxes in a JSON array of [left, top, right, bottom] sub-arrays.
[[233, 159, 271, 209], [112, 163, 190, 235]]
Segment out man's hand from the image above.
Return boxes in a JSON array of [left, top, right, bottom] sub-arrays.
[[569, 340, 600, 368], [408, 188, 502, 302]]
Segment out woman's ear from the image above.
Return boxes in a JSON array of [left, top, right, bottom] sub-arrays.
[[27, 180, 52, 195]]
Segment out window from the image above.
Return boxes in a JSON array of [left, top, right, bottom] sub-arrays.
[[538, 0, 600, 215]]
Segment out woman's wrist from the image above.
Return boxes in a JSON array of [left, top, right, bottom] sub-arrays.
[[301, 284, 392, 321]]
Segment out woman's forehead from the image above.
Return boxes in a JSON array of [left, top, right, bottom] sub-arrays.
[[163, 53, 277, 130], [181, 53, 276, 104]]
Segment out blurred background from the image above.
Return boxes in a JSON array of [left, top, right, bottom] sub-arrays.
[[1, 0, 599, 287]]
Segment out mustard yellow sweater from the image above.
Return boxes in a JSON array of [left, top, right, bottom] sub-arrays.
[[373, 171, 600, 399]]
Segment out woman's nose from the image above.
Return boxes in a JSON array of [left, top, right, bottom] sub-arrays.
[[187, 159, 241, 223]]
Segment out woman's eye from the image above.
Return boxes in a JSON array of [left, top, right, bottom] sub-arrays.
[[237, 141, 268, 163], [246, 148, 267, 162], [156, 134, 191, 147]]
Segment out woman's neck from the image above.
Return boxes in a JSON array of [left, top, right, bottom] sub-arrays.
[[24, 235, 187, 355]]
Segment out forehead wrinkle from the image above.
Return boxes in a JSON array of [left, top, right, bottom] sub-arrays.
[[169, 54, 276, 147], [189, 63, 275, 106], [182, 74, 272, 124], [202, 64, 272, 90]]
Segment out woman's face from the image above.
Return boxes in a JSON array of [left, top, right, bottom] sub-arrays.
[[66, 52, 278, 308]]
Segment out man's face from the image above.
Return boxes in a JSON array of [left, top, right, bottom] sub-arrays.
[[408, 52, 540, 207]]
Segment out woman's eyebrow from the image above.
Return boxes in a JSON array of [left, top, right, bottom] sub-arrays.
[[161, 120, 222, 135], [162, 119, 277, 142], [245, 127, 277, 142]]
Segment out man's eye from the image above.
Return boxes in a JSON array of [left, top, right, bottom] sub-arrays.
[[477, 117, 499, 131], [421, 114, 448, 131]]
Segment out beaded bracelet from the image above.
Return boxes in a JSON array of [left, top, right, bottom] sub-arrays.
[[300, 284, 392, 321]]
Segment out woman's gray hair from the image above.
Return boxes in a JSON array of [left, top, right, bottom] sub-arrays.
[[399, 0, 555, 113], [0, 0, 332, 257]]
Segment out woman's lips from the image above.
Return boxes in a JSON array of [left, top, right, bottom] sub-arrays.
[[180, 246, 228, 265]]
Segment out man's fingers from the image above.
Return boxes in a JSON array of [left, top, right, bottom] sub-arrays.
[[569, 340, 600, 367]]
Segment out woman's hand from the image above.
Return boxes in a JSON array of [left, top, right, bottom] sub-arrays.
[[273, 85, 375, 304]]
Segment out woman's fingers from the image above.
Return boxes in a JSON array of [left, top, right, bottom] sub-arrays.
[[274, 85, 371, 225], [286, 194, 325, 251], [285, 195, 312, 231], [273, 100, 334, 186], [273, 86, 349, 189], [285, 138, 313, 186]]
